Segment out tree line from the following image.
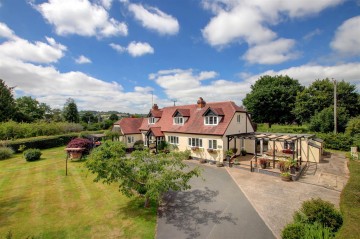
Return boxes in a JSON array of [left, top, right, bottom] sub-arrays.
[[0, 79, 120, 130], [243, 75, 360, 133]]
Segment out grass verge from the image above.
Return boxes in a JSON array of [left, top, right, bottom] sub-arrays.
[[0, 147, 156, 238], [336, 159, 360, 239]]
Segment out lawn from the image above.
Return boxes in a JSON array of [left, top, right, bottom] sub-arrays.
[[336, 159, 360, 239], [0, 147, 157, 238]]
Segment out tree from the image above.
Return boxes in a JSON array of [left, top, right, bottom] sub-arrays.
[[345, 116, 360, 137], [0, 79, 16, 122], [293, 79, 360, 124], [86, 141, 201, 208], [80, 111, 97, 123], [13, 96, 46, 122], [243, 75, 304, 127], [109, 113, 119, 121], [309, 106, 349, 133], [63, 98, 79, 123]]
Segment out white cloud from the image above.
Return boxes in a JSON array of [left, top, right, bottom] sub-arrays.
[[0, 22, 16, 39], [0, 23, 66, 64], [98, 0, 113, 10], [127, 41, 154, 57], [75, 55, 92, 64], [110, 41, 154, 57], [330, 16, 360, 56], [201, 0, 344, 64], [303, 28, 322, 41], [127, 3, 179, 35], [36, 0, 127, 38], [243, 38, 299, 65], [0, 56, 159, 113]]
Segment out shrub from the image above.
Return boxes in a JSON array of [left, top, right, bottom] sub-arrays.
[[281, 223, 305, 239], [294, 198, 342, 232], [303, 222, 334, 239], [133, 140, 144, 150], [317, 133, 353, 151], [67, 137, 93, 155], [0, 147, 14, 160], [24, 148, 42, 161]]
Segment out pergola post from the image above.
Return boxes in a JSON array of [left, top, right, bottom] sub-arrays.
[[234, 138, 237, 153], [227, 136, 230, 152], [254, 138, 257, 163], [272, 140, 275, 168]]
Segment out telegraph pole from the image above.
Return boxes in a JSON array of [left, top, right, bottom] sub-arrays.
[[333, 79, 337, 134]]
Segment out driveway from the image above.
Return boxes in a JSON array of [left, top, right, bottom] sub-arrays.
[[156, 162, 275, 239]]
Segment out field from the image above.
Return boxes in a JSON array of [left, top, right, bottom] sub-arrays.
[[0, 147, 156, 238]]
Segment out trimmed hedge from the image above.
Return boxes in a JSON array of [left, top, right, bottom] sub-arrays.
[[1, 131, 105, 153], [316, 133, 356, 151]]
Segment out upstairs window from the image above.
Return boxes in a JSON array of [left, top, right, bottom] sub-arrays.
[[237, 115, 241, 123], [208, 140, 217, 149], [188, 138, 203, 148], [173, 117, 184, 125], [148, 117, 156, 124], [205, 116, 218, 125]]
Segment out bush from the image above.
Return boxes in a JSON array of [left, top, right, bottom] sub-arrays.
[[303, 222, 334, 239], [0, 147, 14, 160], [67, 137, 93, 155], [24, 148, 42, 161], [282, 223, 305, 239], [294, 198, 342, 232], [317, 133, 353, 151], [133, 140, 144, 150], [346, 116, 360, 137]]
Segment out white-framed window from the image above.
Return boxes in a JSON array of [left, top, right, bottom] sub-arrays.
[[148, 117, 156, 124], [188, 138, 203, 148], [173, 117, 184, 125], [208, 139, 217, 149], [168, 136, 179, 145], [204, 116, 218, 125], [127, 136, 134, 144], [237, 114, 241, 123]]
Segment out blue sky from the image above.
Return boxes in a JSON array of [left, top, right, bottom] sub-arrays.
[[0, 0, 359, 113]]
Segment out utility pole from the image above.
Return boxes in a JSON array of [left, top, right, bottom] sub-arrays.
[[333, 78, 337, 134]]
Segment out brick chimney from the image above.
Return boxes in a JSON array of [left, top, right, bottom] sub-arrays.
[[152, 104, 159, 110], [197, 97, 206, 108]]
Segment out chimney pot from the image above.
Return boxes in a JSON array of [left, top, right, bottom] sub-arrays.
[[197, 97, 206, 108], [152, 104, 159, 110]]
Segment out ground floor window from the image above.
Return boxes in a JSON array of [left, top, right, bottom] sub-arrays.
[[127, 136, 134, 144], [208, 139, 217, 149], [284, 141, 295, 150], [168, 136, 179, 145], [188, 138, 203, 148]]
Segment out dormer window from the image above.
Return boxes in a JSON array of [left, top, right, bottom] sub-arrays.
[[174, 116, 184, 125], [205, 116, 218, 125], [203, 107, 223, 126], [148, 117, 156, 124]]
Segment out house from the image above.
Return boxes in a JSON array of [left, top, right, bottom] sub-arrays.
[[137, 97, 255, 162], [112, 117, 144, 148]]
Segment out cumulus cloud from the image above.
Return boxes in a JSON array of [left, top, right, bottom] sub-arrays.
[[243, 38, 299, 65], [75, 55, 92, 64], [0, 56, 159, 113], [201, 0, 344, 64], [110, 41, 154, 57], [330, 16, 360, 56], [0, 23, 66, 64], [35, 0, 127, 38], [127, 3, 179, 35], [98, 0, 113, 10]]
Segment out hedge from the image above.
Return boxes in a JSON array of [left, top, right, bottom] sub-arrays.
[[1, 131, 105, 153]]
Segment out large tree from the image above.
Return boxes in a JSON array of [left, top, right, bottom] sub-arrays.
[[63, 98, 79, 123], [293, 79, 360, 124], [309, 106, 350, 133], [13, 96, 47, 122], [0, 79, 16, 122], [243, 75, 304, 127], [86, 141, 201, 207]]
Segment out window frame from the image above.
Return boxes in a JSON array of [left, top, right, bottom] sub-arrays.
[[237, 114, 241, 123], [208, 139, 217, 149], [148, 117, 156, 124], [173, 116, 184, 125], [127, 136, 134, 144], [168, 136, 179, 145], [188, 138, 203, 148], [204, 116, 218, 125]]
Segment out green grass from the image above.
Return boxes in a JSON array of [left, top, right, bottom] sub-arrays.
[[0, 147, 156, 239], [336, 159, 360, 239]]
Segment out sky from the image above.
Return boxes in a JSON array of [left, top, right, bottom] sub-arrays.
[[0, 0, 359, 113]]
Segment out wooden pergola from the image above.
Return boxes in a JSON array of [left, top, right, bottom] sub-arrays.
[[226, 132, 315, 168]]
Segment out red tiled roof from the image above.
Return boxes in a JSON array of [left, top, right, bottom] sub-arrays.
[[148, 127, 164, 137], [173, 109, 190, 117], [148, 109, 163, 118], [116, 118, 144, 135], [140, 101, 247, 136]]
